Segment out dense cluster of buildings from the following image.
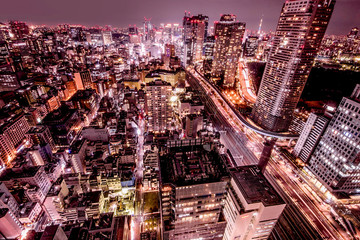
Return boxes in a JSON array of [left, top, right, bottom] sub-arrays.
[[0, 0, 360, 239]]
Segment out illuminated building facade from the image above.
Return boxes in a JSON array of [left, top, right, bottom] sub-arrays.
[[145, 79, 172, 133], [0, 113, 30, 165], [160, 143, 227, 240], [251, 0, 335, 132], [74, 70, 93, 90], [244, 36, 259, 57], [183, 13, 208, 66], [307, 84, 360, 193], [293, 113, 329, 163], [212, 14, 245, 87]]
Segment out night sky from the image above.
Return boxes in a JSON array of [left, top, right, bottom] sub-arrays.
[[0, 0, 358, 35]]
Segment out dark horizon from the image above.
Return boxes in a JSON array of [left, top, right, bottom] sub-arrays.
[[0, 0, 358, 35]]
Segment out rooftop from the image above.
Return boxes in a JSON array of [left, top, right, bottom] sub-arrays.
[[160, 144, 228, 186], [0, 166, 41, 181], [231, 165, 285, 207], [146, 79, 171, 87], [43, 105, 77, 125]]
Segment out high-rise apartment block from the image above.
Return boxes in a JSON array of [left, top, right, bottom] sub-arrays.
[[293, 113, 329, 163], [307, 84, 360, 193], [252, 0, 335, 132], [145, 79, 172, 133], [223, 166, 285, 240], [183, 13, 208, 66], [212, 14, 245, 87]]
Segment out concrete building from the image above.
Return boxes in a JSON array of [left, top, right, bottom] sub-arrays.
[[184, 114, 203, 138], [0, 208, 24, 239], [27, 125, 57, 153], [0, 113, 30, 165], [251, 0, 335, 132], [43, 179, 69, 222], [223, 166, 285, 240], [0, 182, 19, 217], [0, 166, 52, 204], [145, 80, 172, 133], [244, 36, 259, 57], [40, 225, 67, 240], [74, 70, 93, 90], [212, 14, 246, 87], [293, 113, 329, 162], [81, 126, 109, 142], [306, 84, 360, 193], [160, 142, 228, 240], [70, 139, 88, 173]]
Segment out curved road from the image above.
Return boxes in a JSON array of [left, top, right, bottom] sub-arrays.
[[190, 67, 299, 139]]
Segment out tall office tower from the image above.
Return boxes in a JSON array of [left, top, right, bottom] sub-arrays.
[[74, 70, 93, 90], [251, 0, 335, 132], [0, 208, 24, 239], [244, 36, 259, 57], [183, 13, 208, 67], [212, 14, 246, 87], [293, 113, 329, 163], [223, 166, 285, 240], [160, 142, 228, 240], [145, 79, 172, 133], [0, 113, 30, 165], [306, 84, 360, 193], [143, 17, 153, 41]]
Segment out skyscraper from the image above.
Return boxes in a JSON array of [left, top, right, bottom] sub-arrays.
[[145, 79, 173, 133], [306, 84, 360, 193], [251, 0, 335, 132], [183, 13, 208, 67], [212, 14, 245, 87]]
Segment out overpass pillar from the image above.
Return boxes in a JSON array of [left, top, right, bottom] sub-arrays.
[[258, 137, 277, 173]]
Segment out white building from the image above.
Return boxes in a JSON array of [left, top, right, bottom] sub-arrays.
[[293, 113, 329, 162], [307, 84, 360, 193], [223, 166, 285, 240], [0, 208, 24, 239]]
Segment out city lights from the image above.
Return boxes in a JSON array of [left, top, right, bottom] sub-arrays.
[[0, 0, 358, 240]]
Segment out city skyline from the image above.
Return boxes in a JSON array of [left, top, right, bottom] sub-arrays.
[[0, 0, 360, 239], [0, 0, 359, 35]]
